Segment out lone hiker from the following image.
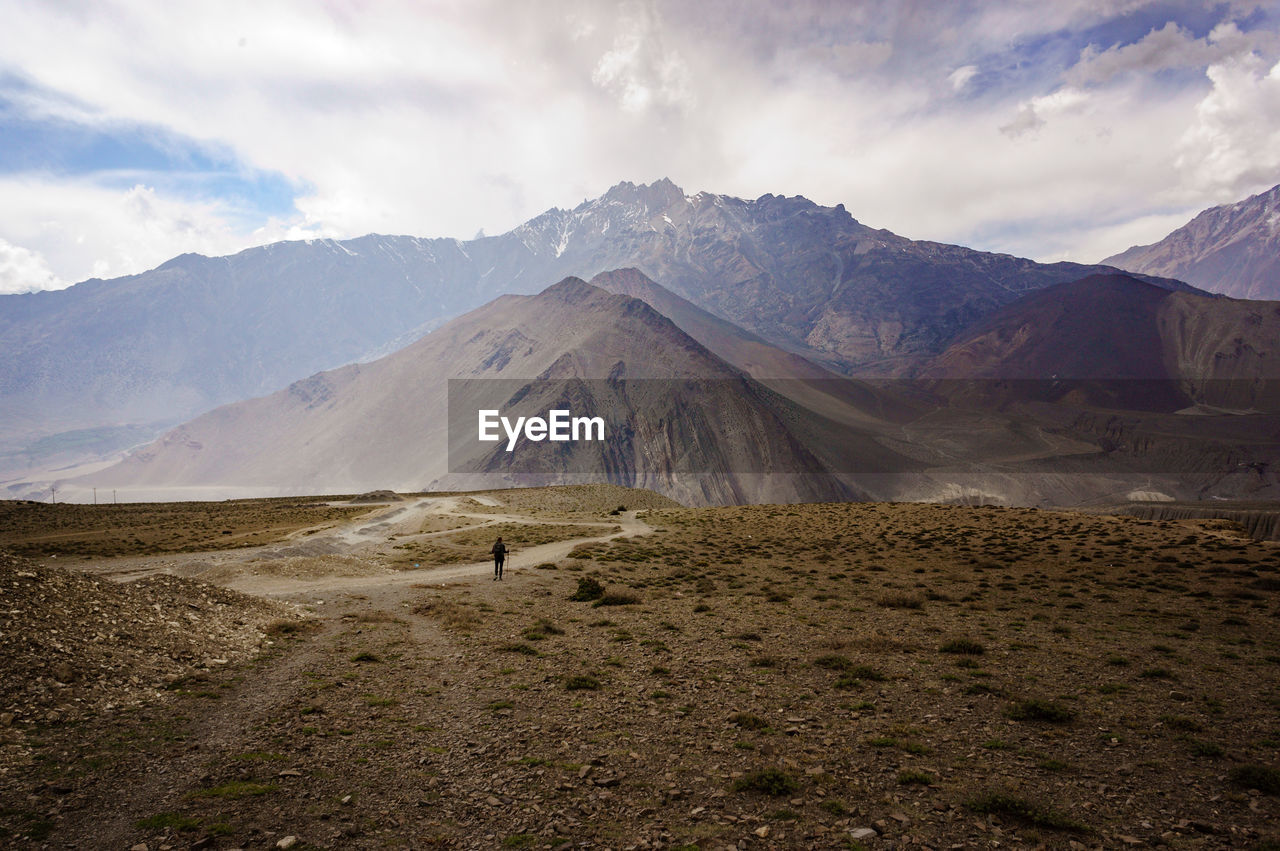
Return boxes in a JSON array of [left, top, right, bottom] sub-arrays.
[[491, 536, 507, 581]]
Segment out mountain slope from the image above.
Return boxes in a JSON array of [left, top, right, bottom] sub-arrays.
[[80, 277, 872, 506], [1103, 184, 1280, 300], [924, 272, 1280, 410]]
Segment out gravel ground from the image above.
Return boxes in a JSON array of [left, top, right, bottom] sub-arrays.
[[1, 497, 1278, 849]]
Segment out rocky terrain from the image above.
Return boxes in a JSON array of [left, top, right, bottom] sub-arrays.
[[0, 551, 304, 730], [1104, 183, 1280, 301], [1, 486, 1278, 849]]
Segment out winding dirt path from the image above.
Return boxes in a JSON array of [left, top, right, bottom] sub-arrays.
[[76, 496, 653, 600]]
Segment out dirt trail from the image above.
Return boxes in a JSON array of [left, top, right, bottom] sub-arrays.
[[235, 503, 651, 600], [74, 496, 651, 599], [35, 496, 653, 847]]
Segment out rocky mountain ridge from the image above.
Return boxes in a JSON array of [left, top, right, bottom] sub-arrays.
[[1103, 183, 1280, 300]]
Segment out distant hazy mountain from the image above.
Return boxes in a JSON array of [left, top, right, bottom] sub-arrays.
[[1, 179, 1182, 464], [1103, 184, 1280, 300], [80, 275, 866, 506]]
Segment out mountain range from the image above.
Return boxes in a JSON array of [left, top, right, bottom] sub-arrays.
[[4, 179, 1280, 507], [63, 268, 1280, 507], [1, 180, 1182, 465]]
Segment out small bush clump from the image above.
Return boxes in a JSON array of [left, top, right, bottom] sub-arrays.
[[594, 591, 640, 607], [1007, 699, 1076, 724], [729, 712, 769, 731], [1231, 764, 1280, 795], [966, 792, 1088, 833], [570, 577, 605, 602], [940, 639, 985, 655], [732, 769, 799, 796]]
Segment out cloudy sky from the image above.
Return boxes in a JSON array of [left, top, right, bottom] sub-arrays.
[[1, 0, 1278, 294]]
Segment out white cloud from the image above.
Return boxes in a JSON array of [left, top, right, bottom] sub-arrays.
[[948, 64, 978, 92], [591, 2, 693, 114], [0, 176, 325, 284], [0, 0, 1278, 287], [1176, 55, 1280, 197], [1068, 18, 1279, 86], [999, 87, 1089, 138], [0, 238, 63, 294]]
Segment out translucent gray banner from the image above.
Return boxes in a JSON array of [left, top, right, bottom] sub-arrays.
[[446, 378, 1280, 475]]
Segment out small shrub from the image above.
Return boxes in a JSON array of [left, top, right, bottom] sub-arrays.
[[877, 593, 924, 609], [570, 577, 605, 601], [135, 813, 200, 832], [729, 712, 769, 731], [190, 781, 277, 799], [1189, 740, 1224, 758], [1231, 764, 1280, 794], [565, 674, 600, 691], [594, 591, 640, 607], [1007, 699, 1076, 724], [732, 769, 799, 796], [898, 770, 933, 785], [1159, 714, 1202, 732], [964, 682, 1001, 696], [940, 639, 985, 655], [966, 792, 1088, 833], [835, 666, 886, 688], [350, 652, 380, 663], [500, 642, 538, 656]]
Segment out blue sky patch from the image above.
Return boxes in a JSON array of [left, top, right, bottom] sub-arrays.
[[0, 75, 301, 222]]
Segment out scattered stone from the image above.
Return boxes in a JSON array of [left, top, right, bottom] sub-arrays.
[[850, 827, 878, 840], [276, 837, 298, 850]]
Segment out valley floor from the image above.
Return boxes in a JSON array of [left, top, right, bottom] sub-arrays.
[[2, 488, 1279, 849]]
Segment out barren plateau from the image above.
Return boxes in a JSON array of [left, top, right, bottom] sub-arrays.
[[1, 485, 1279, 850]]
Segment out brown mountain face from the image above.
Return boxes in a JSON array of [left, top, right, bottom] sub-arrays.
[[1103, 183, 1280, 300], [911, 273, 1280, 501], [81, 276, 866, 506], [925, 273, 1280, 388]]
